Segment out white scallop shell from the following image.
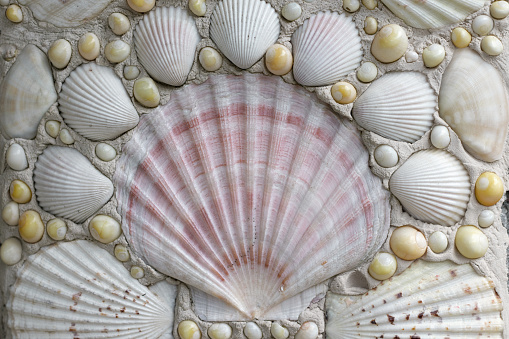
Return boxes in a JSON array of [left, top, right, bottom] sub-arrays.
[[134, 6, 200, 86], [326, 260, 504, 338], [439, 48, 509, 162], [59, 63, 139, 141], [210, 0, 280, 69], [7, 240, 177, 338], [0, 44, 57, 140], [291, 11, 362, 87], [389, 149, 471, 226], [33, 146, 114, 224], [352, 72, 436, 143], [380, 0, 484, 29]]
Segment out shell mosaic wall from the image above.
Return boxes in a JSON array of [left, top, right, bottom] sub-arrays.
[[0, 0, 509, 338]]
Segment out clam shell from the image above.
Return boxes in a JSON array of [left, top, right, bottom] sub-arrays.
[[389, 149, 471, 226], [352, 72, 436, 143], [380, 0, 484, 29], [439, 48, 509, 162], [7, 240, 176, 338], [114, 73, 390, 319], [326, 260, 504, 338], [34, 146, 114, 224], [210, 0, 280, 69], [134, 6, 200, 87], [59, 63, 139, 141], [0, 44, 57, 140], [291, 11, 362, 87]]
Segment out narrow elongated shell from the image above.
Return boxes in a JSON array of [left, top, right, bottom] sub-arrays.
[[210, 0, 280, 69], [7, 240, 176, 338], [34, 146, 114, 224], [389, 149, 471, 226], [439, 48, 509, 162], [326, 260, 503, 338], [0, 44, 57, 139], [292, 12, 362, 87], [59, 63, 139, 141], [352, 72, 436, 142], [134, 6, 200, 86], [380, 0, 484, 29], [115, 73, 390, 320]]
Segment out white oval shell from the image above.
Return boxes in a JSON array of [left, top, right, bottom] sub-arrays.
[[439, 48, 509, 162], [352, 72, 436, 143], [210, 0, 280, 69], [34, 146, 114, 224], [389, 149, 471, 226], [292, 12, 362, 87], [326, 260, 503, 337], [135, 6, 200, 86], [380, 0, 484, 29], [59, 63, 139, 141], [7, 240, 176, 338], [0, 45, 57, 139]]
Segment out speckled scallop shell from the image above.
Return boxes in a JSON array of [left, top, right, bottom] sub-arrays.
[[291, 11, 362, 87], [439, 48, 509, 162], [210, 0, 280, 69], [134, 6, 200, 87], [33, 146, 114, 224], [326, 260, 504, 338], [389, 149, 471, 226], [59, 63, 139, 141], [7, 240, 177, 338], [352, 72, 436, 143], [380, 0, 484, 29], [114, 73, 390, 320]]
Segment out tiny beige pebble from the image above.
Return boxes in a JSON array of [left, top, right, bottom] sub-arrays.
[[199, 47, 223, 72], [78, 32, 100, 61], [104, 40, 131, 63], [481, 35, 503, 56], [422, 43, 445, 68], [124, 65, 140, 80], [2, 201, 19, 226], [428, 231, 448, 253], [95, 143, 117, 162], [134, 77, 161, 108], [362, 0, 377, 10], [189, 0, 206, 16], [46, 218, 67, 241], [343, 0, 360, 12], [130, 265, 145, 279], [6, 4, 22, 23], [127, 0, 155, 13], [451, 27, 471, 48], [364, 16, 377, 35], [0, 238, 22, 265], [108, 13, 130, 35], [89, 215, 122, 244], [45, 120, 61, 138], [48, 39, 72, 69], [59, 129, 74, 145], [114, 244, 130, 261], [178, 320, 201, 339]]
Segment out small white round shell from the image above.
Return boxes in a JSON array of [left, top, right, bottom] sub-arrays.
[[59, 129, 74, 145], [130, 265, 145, 279], [189, 0, 206, 16], [270, 323, 289, 339], [472, 15, 494, 36], [364, 16, 377, 34], [89, 215, 121, 244], [45, 120, 61, 138], [390, 226, 427, 261], [244, 322, 262, 339], [430, 125, 450, 149], [343, 0, 360, 12], [134, 77, 160, 108], [108, 13, 130, 35], [362, 0, 377, 10], [481, 35, 503, 56], [422, 44, 445, 68], [371, 24, 408, 63], [6, 4, 22, 23], [127, 0, 155, 13], [6, 143, 28, 171], [47, 39, 72, 69], [199, 47, 223, 72], [2, 201, 19, 226], [491, 1, 509, 19], [451, 27, 471, 48], [123, 65, 140, 80], [282, 2, 302, 21], [78, 32, 100, 61], [295, 321, 319, 339], [478, 210, 495, 228], [95, 143, 117, 162], [46, 218, 67, 241], [265, 44, 293, 76], [331, 82, 357, 104], [368, 252, 397, 280], [208, 323, 233, 339], [0, 237, 22, 265], [356, 62, 377, 83], [114, 244, 130, 262], [105, 40, 131, 63], [178, 320, 201, 339], [428, 231, 448, 253], [374, 144, 398, 168], [455, 225, 488, 259], [405, 50, 418, 63]]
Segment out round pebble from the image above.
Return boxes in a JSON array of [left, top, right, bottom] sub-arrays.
[[0, 238, 22, 265], [48, 39, 72, 69], [78, 32, 100, 61], [189, 0, 206, 16], [6, 143, 28, 171], [89, 215, 122, 244], [331, 82, 356, 104], [455, 225, 488, 259], [244, 322, 262, 339], [481, 35, 503, 56], [374, 144, 398, 168], [478, 210, 495, 228], [475, 172, 504, 206], [265, 44, 293, 76], [371, 24, 408, 63], [428, 231, 448, 253], [0, 0, 10, 6], [356, 62, 377, 83], [405, 50, 418, 63], [104, 40, 131, 63], [134, 77, 160, 108], [10, 180, 31, 204], [282, 2, 302, 21], [390, 226, 427, 260], [364, 16, 377, 35], [45, 120, 61, 138], [59, 129, 74, 145], [271, 323, 289, 339], [490, 1, 509, 19], [295, 321, 319, 339], [472, 15, 494, 36], [46, 218, 67, 241], [199, 47, 223, 72], [208, 323, 232, 339], [114, 244, 130, 262], [343, 0, 360, 12], [130, 265, 145, 279], [95, 143, 117, 162], [2, 201, 19, 226], [451, 27, 471, 48], [430, 125, 450, 149], [123, 65, 140, 80], [368, 252, 397, 280], [6, 4, 22, 23], [127, 0, 155, 13], [362, 0, 377, 10], [422, 43, 445, 68], [108, 13, 130, 35], [178, 320, 201, 339], [19, 210, 44, 243]]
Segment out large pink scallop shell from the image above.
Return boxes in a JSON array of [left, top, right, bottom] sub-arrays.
[[114, 73, 390, 319]]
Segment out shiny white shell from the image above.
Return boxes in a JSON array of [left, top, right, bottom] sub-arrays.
[[292, 12, 362, 87], [352, 72, 436, 143], [59, 63, 139, 141], [210, 0, 280, 69], [7, 240, 177, 338], [33, 146, 114, 224], [389, 149, 471, 226], [134, 6, 200, 86]]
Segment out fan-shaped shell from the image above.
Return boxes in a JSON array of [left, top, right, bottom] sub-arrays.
[[389, 149, 471, 226], [34, 146, 114, 224], [352, 72, 436, 143], [115, 73, 390, 319], [380, 0, 484, 29], [439, 48, 509, 163], [58, 63, 139, 141], [7, 240, 176, 338], [210, 0, 280, 69], [134, 6, 200, 87], [326, 260, 504, 338], [0, 44, 57, 140], [291, 11, 362, 87]]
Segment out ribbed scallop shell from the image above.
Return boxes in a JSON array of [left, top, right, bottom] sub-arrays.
[[380, 0, 484, 29], [0, 44, 57, 140], [7, 240, 176, 338], [292, 11, 362, 87], [326, 260, 504, 338], [439, 48, 509, 163], [59, 63, 139, 141], [115, 73, 390, 320], [34, 146, 114, 224], [134, 6, 200, 86], [352, 72, 436, 143], [210, 0, 280, 69], [389, 149, 471, 226]]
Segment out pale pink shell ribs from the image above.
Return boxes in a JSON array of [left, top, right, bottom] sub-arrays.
[[114, 73, 390, 319]]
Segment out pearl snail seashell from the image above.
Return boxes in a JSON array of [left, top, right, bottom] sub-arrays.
[[114, 73, 390, 320]]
